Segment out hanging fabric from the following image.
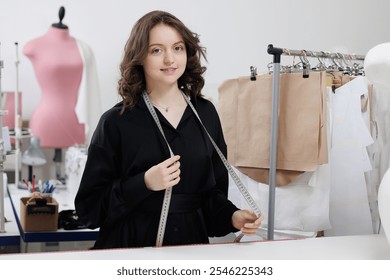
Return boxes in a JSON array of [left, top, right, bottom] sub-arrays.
[[325, 76, 375, 236], [218, 71, 328, 186], [327, 71, 375, 132]]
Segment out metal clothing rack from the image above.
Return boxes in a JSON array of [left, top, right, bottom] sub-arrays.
[[0, 43, 5, 233], [266, 44, 365, 240]]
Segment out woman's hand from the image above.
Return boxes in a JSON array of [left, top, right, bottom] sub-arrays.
[[232, 210, 264, 235], [144, 155, 181, 191]]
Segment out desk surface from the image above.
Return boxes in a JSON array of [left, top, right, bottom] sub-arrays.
[[7, 184, 98, 243], [0, 195, 20, 246], [0, 234, 389, 260]]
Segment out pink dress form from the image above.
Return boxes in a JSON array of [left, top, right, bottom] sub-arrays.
[[23, 27, 85, 148]]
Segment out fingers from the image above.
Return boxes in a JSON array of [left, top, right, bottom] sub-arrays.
[[145, 155, 181, 191], [169, 168, 181, 181], [241, 221, 260, 235], [163, 155, 181, 183], [241, 212, 264, 236], [166, 156, 181, 174], [165, 155, 180, 168]]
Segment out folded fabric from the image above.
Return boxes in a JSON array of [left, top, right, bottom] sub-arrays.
[[58, 209, 87, 230]]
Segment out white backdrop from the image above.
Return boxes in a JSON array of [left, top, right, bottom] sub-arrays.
[[1, 0, 390, 120], [1, 0, 390, 245]]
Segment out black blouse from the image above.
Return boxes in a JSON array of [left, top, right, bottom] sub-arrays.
[[74, 93, 238, 249]]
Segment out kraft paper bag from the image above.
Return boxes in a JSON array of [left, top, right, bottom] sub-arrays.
[[218, 71, 328, 185]]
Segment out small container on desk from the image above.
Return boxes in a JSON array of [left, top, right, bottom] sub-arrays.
[[20, 193, 58, 232]]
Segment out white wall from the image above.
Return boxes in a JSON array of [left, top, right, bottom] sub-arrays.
[[1, 0, 390, 182], [1, 0, 390, 120]]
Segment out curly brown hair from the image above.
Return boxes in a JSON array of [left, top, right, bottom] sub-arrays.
[[117, 10, 207, 113]]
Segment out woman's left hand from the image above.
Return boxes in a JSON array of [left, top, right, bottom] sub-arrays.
[[232, 210, 264, 235]]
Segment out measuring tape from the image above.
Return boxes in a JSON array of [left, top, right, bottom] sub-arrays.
[[143, 91, 262, 246], [180, 92, 262, 242], [142, 92, 175, 247]]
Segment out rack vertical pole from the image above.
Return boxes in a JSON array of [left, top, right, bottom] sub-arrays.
[[14, 42, 21, 189], [266, 44, 283, 240], [0, 110, 5, 233], [0, 43, 5, 233]]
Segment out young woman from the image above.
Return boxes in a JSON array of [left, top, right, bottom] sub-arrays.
[[75, 10, 262, 249]]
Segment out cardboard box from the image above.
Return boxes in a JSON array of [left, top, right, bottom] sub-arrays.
[[20, 196, 59, 232]]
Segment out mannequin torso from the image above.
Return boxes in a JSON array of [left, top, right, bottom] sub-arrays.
[[23, 27, 85, 148], [364, 42, 390, 245], [364, 43, 390, 93]]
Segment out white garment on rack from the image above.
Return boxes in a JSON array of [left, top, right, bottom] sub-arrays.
[[325, 76, 374, 236], [75, 39, 102, 145], [228, 165, 331, 234]]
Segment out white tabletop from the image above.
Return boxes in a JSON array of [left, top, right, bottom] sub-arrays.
[[0, 233, 389, 260], [4, 183, 390, 260]]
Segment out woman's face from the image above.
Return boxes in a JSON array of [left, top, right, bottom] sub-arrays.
[[143, 24, 187, 90]]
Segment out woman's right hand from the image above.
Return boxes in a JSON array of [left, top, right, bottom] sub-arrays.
[[144, 155, 181, 191]]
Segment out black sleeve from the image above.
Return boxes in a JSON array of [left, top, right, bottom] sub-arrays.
[[74, 110, 153, 229]]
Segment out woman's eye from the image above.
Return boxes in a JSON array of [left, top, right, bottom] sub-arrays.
[[174, 45, 185, 52], [151, 48, 162, 54]]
